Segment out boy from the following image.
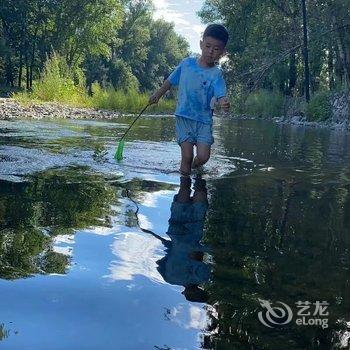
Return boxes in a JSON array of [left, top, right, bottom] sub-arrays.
[[149, 24, 230, 176]]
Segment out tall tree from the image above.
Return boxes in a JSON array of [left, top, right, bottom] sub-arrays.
[[198, 0, 350, 95], [138, 19, 189, 91], [0, 0, 189, 92], [84, 0, 189, 92], [301, 0, 310, 102], [52, 0, 123, 69]]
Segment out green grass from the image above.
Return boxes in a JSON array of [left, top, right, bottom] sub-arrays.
[[243, 89, 284, 118], [14, 52, 89, 106], [88, 82, 175, 113], [306, 91, 332, 121], [12, 53, 175, 114], [14, 84, 175, 114]]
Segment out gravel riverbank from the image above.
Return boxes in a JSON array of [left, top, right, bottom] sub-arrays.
[[0, 97, 122, 120], [1, 97, 349, 132], [274, 114, 350, 131]]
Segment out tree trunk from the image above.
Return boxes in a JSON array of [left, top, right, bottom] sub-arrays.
[[30, 42, 36, 89], [288, 52, 297, 95], [332, 16, 350, 89], [335, 35, 348, 88], [18, 51, 23, 88], [25, 54, 30, 90], [337, 27, 350, 88], [5, 55, 14, 87], [328, 44, 335, 90], [301, 0, 310, 102]]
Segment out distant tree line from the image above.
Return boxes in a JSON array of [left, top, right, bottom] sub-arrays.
[[0, 0, 189, 92]]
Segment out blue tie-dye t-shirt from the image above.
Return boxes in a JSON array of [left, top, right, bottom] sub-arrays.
[[167, 56, 227, 125]]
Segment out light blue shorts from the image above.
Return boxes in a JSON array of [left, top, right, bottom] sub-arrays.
[[175, 115, 214, 146]]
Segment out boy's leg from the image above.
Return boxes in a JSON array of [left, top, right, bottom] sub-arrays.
[[180, 141, 194, 176], [192, 143, 211, 169], [193, 178, 207, 203], [176, 176, 192, 202]]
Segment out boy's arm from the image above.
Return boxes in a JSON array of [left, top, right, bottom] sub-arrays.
[[150, 58, 184, 104], [149, 80, 171, 105]]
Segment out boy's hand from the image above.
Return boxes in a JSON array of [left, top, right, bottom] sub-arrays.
[[149, 80, 171, 105], [218, 97, 230, 112], [149, 92, 161, 105]]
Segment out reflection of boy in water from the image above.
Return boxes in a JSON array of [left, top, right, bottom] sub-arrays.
[[157, 176, 210, 303]]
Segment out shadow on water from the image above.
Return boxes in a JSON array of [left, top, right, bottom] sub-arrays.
[[0, 117, 350, 349]]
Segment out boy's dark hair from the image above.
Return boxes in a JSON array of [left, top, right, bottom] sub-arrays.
[[203, 24, 229, 46]]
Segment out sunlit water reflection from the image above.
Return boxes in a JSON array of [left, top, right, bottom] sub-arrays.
[[0, 116, 349, 349]]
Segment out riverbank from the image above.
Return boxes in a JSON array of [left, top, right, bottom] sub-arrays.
[[1, 97, 349, 132], [275, 91, 350, 131], [0, 97, 174, 120], [275, 115, 350, 132], [0, 97, 123, 120]]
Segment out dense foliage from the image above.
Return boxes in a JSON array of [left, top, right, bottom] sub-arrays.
[[199, 0, 350, 95], [0, 0, 189, 93], [1, 0, 349, 118]]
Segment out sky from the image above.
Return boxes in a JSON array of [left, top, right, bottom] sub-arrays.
[[152, 0, 206, 53]]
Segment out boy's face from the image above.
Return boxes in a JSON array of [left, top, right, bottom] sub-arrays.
[[200, 36, 226, 65]]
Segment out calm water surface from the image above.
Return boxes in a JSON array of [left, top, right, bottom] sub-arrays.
[[0, 116, 349, 349]]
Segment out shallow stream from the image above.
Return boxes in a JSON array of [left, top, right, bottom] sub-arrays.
[[0, 116, 349, 349]]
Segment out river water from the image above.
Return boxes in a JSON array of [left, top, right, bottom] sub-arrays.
[[0, 116, 349, 349]]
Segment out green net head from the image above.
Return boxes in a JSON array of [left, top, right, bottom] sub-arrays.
[[114, 140, 125, 161]]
